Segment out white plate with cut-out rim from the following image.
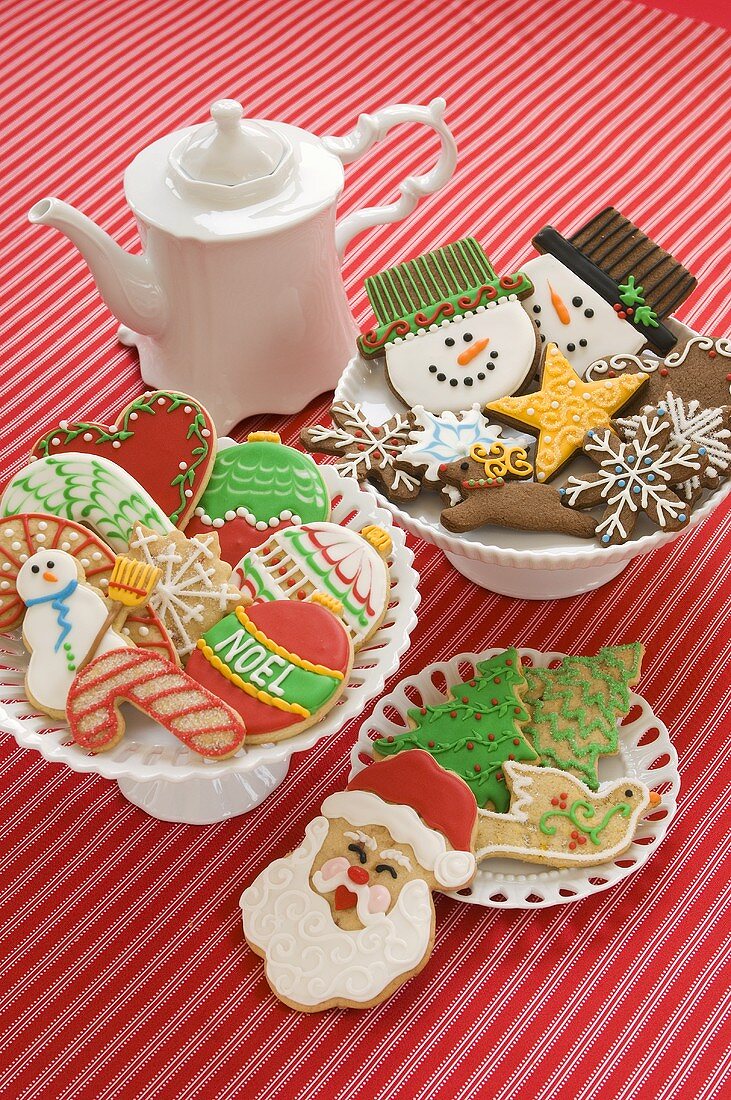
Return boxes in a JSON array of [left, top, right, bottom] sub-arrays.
[[0, 466, 420, 824], [349, 648, 679, 909], [334, 321, 731, 598]]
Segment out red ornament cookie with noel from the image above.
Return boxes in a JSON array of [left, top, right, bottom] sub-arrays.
[[31, 390, 216, 528]]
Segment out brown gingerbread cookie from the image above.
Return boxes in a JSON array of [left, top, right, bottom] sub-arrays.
[[437, 441, 597, 539], [585, 335, 731, 415], [300, 402, 423, 503]]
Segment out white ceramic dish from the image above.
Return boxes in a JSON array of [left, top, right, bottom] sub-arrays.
[[335, 320, 731, 598], [349, 648, 679, 909], [0, 466, 420, 825]]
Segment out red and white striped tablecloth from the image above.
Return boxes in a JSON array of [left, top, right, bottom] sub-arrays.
[[2, 1, 730, 1096]]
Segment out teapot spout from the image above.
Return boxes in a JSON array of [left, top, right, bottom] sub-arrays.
[[28, 198, 167, 337]]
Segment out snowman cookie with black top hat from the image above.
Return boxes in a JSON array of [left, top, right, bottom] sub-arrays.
[[520, 206, 697, 377], [357, 237, 540, 414]]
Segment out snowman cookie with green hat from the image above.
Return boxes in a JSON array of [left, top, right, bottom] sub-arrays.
[[357, 237, 541, 414]]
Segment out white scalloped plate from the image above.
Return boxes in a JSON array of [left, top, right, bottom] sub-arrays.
[[334, 321, 731, 596], [349, 648, 679, 908], [0, 466, 420, 823]]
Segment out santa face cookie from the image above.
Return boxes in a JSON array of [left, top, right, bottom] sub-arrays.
[[185, 595, 352, 744], [241, 751, 477, 1011], [17, 549, 131, 718], [233, 522, 391, 648], [186, 432, 330, 566], [357, 237, 538, 414]]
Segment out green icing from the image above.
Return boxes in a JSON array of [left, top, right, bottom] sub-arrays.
[[373, 648, 537, 811], [523, 643, 643, 791], [200, 613, 341, 714], [618, 276, 645, 308], [0, 454, 171, 551], [35, 392, 212, 525], [633, 304, 659, 328], [539, 799, 631, 845], [197, 440, 329, 523]]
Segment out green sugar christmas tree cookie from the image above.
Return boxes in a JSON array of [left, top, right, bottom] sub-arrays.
[[523, 643, 644, 790], [372, 648, 537, 811]]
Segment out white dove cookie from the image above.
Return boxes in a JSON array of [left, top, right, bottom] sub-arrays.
[[17, 549, 132, 718], [358, 237, 539, 414]]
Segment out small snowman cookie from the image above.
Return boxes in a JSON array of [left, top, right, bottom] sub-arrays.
[[358, 237, 539, 414], [17, 549, 132, 718], [520, 207, 697, 377]]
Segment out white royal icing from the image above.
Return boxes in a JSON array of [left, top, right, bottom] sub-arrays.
[[385, 299, 537, 413], [401, 404, 504, 484], [17, 549, 130, 714], [521, 255, 645, 377], [241, 816, 434, 1007], [322, 790, 475, 889]]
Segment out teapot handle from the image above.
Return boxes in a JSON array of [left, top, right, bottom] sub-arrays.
[[322, 97, 458, 262]]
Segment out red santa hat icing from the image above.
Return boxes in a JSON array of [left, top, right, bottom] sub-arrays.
[[321, 751, 477, 890]]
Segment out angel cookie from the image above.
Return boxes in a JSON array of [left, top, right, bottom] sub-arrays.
[[520, 207, 697, 376], [241, 751, 477, 1011], [357, 237, 539, 413], [437, 442, 597, 539], [559, 408, 709, 545], [476, 761, 660, 869], [486, 343, 648, 481]]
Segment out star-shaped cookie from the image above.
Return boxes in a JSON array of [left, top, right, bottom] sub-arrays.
[[485, 343, 648, 481]]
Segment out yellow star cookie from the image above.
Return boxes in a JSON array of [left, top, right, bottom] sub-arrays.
[[485, 344, 648, 481]]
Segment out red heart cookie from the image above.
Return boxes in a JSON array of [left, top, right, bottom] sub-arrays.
[[31, 391, 216, 528]]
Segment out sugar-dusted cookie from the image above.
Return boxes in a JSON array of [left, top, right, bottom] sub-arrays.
[[357, 238, 539, 414], [126, 524, 241, 662], [186, 595, 353, 744], [234, 522, 391, 648], [186, 433, 330, 566], [0, 513, 177, 662], [486, 342, 649, 481], [520, 207, 697, 376], [67, 649, 246, 758], [0, 454, 174, 551], [559, 408, 709, 546], [17, 549, 132, 718], [615, 394, 731, 505], [397, 404, 505, 488], [372, 648, 537, 811], [523, 644, 644, 790], [437, 444, 597, 539], [300, 403, 422, 503], [30, 390, 216, 528], [585, 335, 731, 414], [242, 751, 477, 1011], [476, 761, 661, 868]]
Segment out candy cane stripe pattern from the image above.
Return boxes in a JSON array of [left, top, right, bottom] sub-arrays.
[[67, 649, 246, 758]]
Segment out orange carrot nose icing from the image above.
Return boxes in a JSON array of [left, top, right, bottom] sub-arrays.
[[548, 281, 571, 325], [649, 791, 661, 807], [457, 338, 489, 365], [43, 571, 58, 583]]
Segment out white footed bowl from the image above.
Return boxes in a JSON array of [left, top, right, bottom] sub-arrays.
[[0, 466, 420, 824], [335, 321, 730, 598], [349, 649, 679, 909]]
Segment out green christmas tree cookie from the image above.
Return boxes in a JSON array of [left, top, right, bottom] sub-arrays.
[[372, 648, 537, 811], [523, 643, 644, 790]]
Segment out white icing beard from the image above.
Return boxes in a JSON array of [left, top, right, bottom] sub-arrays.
[[520, 255, 645, 377], [384, 302, 536, 413], [241, 816, 434, 1008]]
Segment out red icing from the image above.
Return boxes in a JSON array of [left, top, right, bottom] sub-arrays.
[[334, 885, 358, 911], [347, 866, 369, 885], [0, 512, 176, 662], [185, 600, 351, 736], [31, 392, 215, 527], [347, 750, 477, 855], [67, 649, 246, 756], [185, 514, 298, 567]]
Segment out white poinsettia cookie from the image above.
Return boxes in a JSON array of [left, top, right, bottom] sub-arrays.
[[399, 404, 504, 486], [357, 238, 540, 413]]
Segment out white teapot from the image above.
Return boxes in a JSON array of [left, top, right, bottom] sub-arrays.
[[29, 98, 457, 432]]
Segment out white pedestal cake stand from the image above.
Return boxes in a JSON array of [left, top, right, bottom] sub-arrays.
[[0, 467, 420, 824], [334, 321, 730, 598], [349, 648, 679, 909]]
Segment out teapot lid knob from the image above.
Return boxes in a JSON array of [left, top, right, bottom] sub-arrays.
[[174, 98, 285, 189]]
